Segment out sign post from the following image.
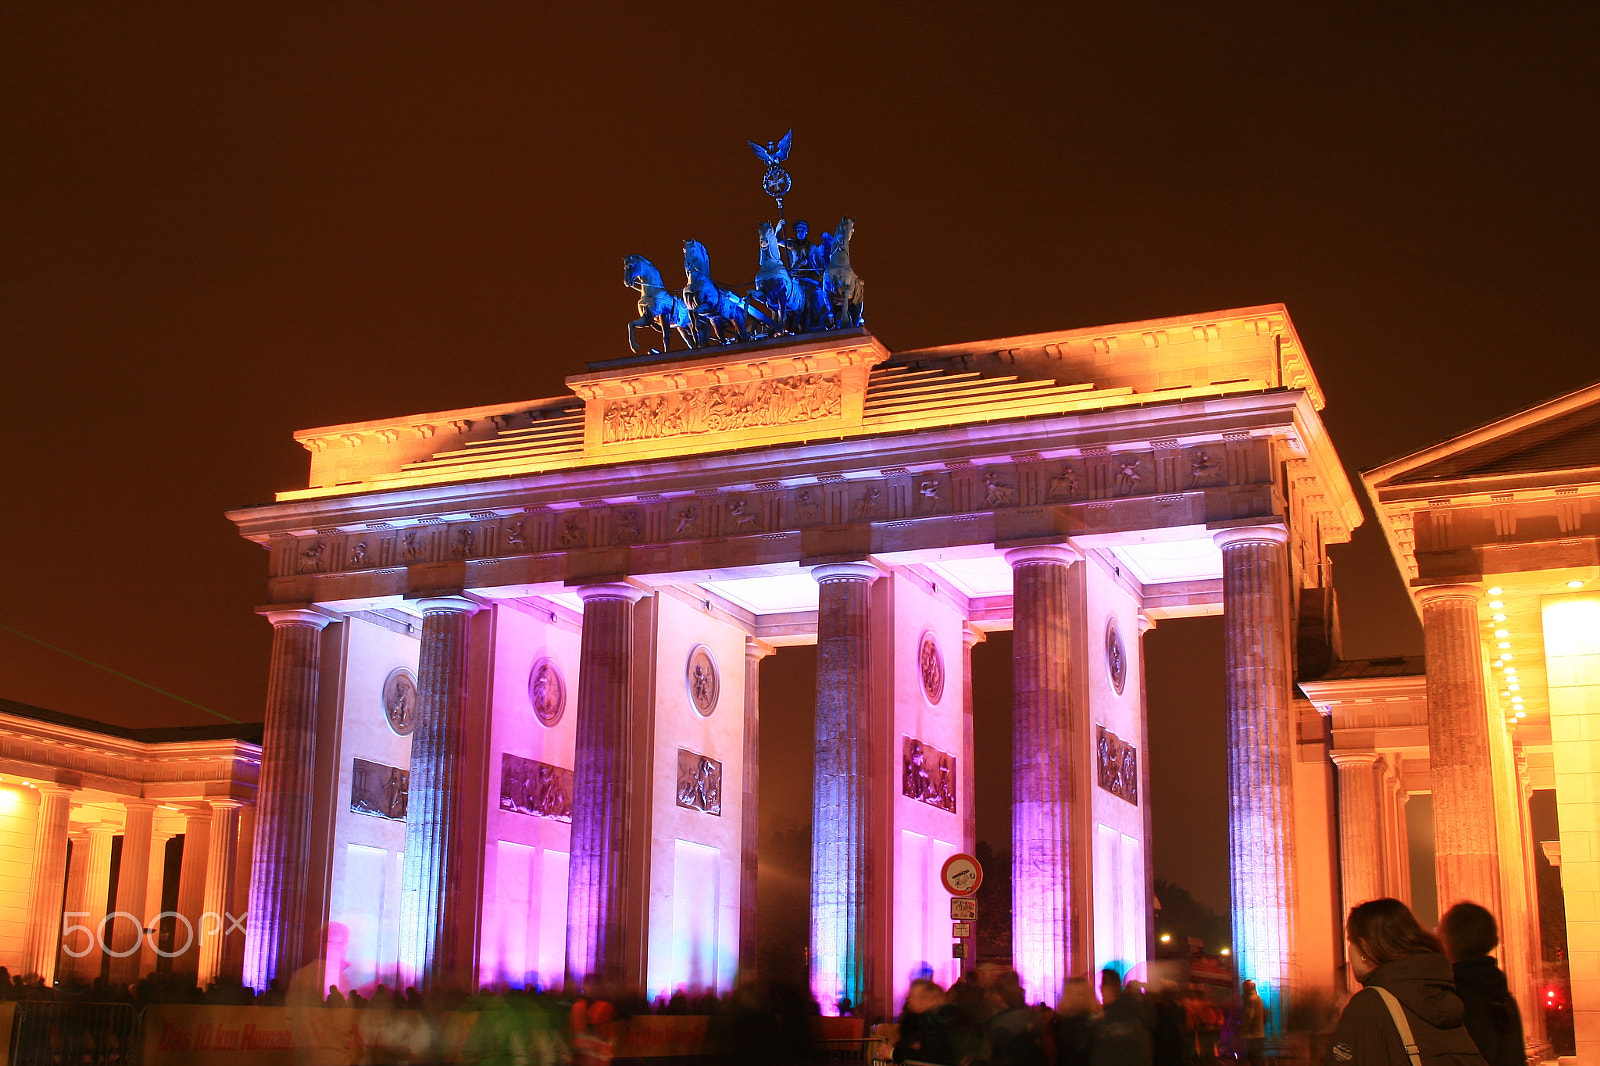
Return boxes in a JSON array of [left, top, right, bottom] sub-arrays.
[[940, 853, 983, 975]]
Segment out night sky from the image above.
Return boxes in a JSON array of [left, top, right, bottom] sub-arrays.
[[5, 5, 1597, 915]]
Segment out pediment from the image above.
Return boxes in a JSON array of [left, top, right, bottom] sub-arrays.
[[1372, 381, 1600, 488]]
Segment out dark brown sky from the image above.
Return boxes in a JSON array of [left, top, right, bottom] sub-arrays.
[[4, 4, 1597, 913]]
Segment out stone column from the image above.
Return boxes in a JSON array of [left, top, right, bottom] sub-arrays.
[[1215, 525, 1297, 1026], [242, 608, 332, 991], [566, 583, 647, 988], [961, 623, 985, 858], [72, 825, 117, 979], [172, 807, 212, 979], [140, 828, 176, 976], [109, 799, 157, 986], [740, 638, 773, 972], [199, 799, 245, 988], [23, 785, 75, 983], [398, 596, 479, 991], [1005, 545, 1078, 1007], [809, 562, 879, 1016], [1415, 584, 1499, 912], [1331, 753, 1386, 916]]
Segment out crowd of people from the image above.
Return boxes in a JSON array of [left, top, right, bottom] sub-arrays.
[[0, 898, 1535, 1065]]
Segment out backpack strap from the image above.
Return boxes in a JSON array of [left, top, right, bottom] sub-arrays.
[[1372, 987, 1423, 1066]]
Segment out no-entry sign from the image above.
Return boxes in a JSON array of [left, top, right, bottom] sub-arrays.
[[940, 853, 983, 896]]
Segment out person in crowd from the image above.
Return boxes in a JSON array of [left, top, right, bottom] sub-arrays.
[[1323, 898, 1486, 1065], [1055, 977, 1100, 1066], [987, 971, 1045, 1066], [1093, 969, 1153, 1066], [894, 978, 959, 1064], [1437, 902, 1524, 1066], [1151, 982, 1191, 1066], [1239, 980, 1266, 1066]]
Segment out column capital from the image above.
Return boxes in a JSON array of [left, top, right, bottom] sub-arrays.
[[1212, 524, 1290, 550], [122, 798, 159, 815], [414, 594, 481, 615], [35, 782, 77, 799], [1330, 750, 1384, 769], [961, 620, 987, 647], [1411, 583, 1485, 608], [206, 796, 248, 813], [1003, 544, 1081, 569], [574, 582, 649, 604], [259, 606, 336, 629], [811, 561, 882, 584], [745, 637, 775, 662]]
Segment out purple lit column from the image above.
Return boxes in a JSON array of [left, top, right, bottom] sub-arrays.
[[242, 608, 332, 991], [23, 785, 74, 983], [199, 799, 244, 987], [399, 596, 479, 991], [809, 562, 879, 1015], [109, 799, 157, 986], [1415, 584, 1500, 911], [1005, 545, 1078, 1006], [566, 583, 647, 987], [1331, 753, 1386, 916], [741, 638, 773, 972], [1216, 525, 1297, 1027]]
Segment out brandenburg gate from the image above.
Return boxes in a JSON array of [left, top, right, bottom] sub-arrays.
[[226, 303, 1359, 1019]]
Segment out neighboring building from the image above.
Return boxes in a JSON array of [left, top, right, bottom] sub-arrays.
[[0, 698, 259, 987], [224, 306, 1359, 1020], [1364, 379, 1600, 1060]]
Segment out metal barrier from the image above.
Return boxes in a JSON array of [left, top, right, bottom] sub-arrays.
[[8, 1002, 142, 1066], [816, 1036, 879, 1065]]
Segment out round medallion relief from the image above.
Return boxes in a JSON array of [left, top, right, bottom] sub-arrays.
[[528, 657, 566, 727], [918, 632, 945, 704], [686, 645, 720, 716], [1105, 619, 1127, 696], [382, 669, 419, 736]]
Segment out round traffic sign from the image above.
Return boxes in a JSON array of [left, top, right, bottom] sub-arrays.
[[940, 853, 983, 896]]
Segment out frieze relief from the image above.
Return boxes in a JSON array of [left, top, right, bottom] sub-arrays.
[[1096, 726, 1138, 805], [351, 758, 408, 821], [500, 753, 573, 822], [277, 438, 1271, 576], [601, 373, 843, 444], [902, 736, 957, 813], [676, 749, 723, 815]]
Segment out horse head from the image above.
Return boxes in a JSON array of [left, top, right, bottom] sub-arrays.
[[624, 254, 662, 289], [832, 217, 855, 258], [682, 239, 710, 277]]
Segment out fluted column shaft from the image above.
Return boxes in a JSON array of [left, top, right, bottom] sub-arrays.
[[199, 799, 244, 987], [23, 786, 75, 983], [1005, 546, 1077, 1006], [110, 800, 157, 986], [1217, 526, 1297, 1028], [566, 584, 646, 988], [809, 563, 879, 1015], [398, 597, 479, 991], [140, 829, 175, 976], [172, 809, 212, 978], [740, 639, 772, 971], [242, 608, 331, 991], [1416, 585, 1499, 912], [72, 826, 117, 979], [1331, 753, 1386, 917]]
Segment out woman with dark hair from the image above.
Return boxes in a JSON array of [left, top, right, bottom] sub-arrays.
[[1323, 899, 1486, 1065]]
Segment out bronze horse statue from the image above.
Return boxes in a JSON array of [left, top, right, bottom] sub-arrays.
[[823, 216, 865, 328], [749, 221, 811, 335], [624, 254, 698, 354], [682, 239, 770, 344]]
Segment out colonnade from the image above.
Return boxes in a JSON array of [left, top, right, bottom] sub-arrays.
[[19, 790, 248, 988], [240, 525, 1303, 1014]]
